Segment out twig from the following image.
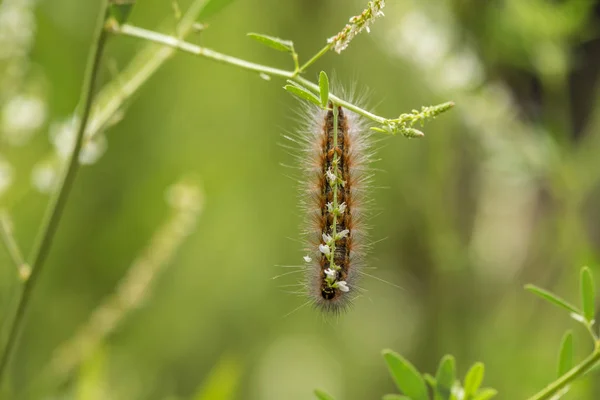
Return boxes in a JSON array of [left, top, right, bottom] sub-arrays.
[[0, 0, 111, 382], [108, 23, 451, 131], [527, 343, 600, 400]]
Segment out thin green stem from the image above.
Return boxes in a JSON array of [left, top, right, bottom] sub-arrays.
[[297, 43, 332, 75], [527, 345, 600, 400], [113, 24, 295, 79], [0, 212, 28, 279], [110, 24, 388, 124], [0, 0, 111, 383]]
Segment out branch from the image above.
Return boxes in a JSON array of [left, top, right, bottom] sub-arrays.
[[107, 23, 453, 136], [0, 0, 111, 382], [527, 343, 600, 400]]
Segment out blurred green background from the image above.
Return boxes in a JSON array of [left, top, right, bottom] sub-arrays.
[[1, 0, 600, 399]]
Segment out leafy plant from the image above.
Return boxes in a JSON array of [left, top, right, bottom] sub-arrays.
[[315, 267, 599, 400]]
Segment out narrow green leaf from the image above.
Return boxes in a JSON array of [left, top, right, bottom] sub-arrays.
[[319, 71, 330, 108], [284, 85, 321, 106], [108, 0, 135, 25], [370, 126, 390, 133], [382, 350, 428, 400], [463, 362, 484, 399], [525, 284, 582, 315], [198, 0, 236, 18], [580, 267, 596, 323], [314, 389, 335, 400], [247, 33, 294, 53], [382, 395, 411, 400], [473, 388, 498, 400], [557, 331, 574, 377], [435, 355, 456, 400]]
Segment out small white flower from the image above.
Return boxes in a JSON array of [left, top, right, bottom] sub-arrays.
[[328, 0, 385, 54], [335, 229, 350, 240], [322, 233, 333, 244], [324, 268, 336, 279], [319, 244, 330, 255], [335, 281, 350, 292], [326, 202, 334, 213], [338, 202, 347, 215], [303, 255, 312, 263], [326, 168, 337, 185]]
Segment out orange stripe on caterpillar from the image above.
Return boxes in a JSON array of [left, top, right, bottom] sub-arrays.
[[298, 99, 372, 314]]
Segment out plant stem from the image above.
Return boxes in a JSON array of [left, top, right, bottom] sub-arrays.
[[0, 0, 111, 383], [297, 43, 332, 75], [527, 345, 600, 400], [110, 24, 388, 125], [113, 24, 295, 78]]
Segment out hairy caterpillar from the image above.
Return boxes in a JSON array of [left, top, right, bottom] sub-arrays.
[[290, 96, 373, 314]]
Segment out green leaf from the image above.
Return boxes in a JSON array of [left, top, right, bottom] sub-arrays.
[[108, 0, 135, 25], [284, 85, 321, 106], [247, 33, 294, 53], [319, 71, 330, 108], [525, 284, 582, 315], [473, 388, 498, 400], [314, 389, 335, 400], [557, 331, 574, 377], [580, 267, 596, 323], [382, 395, 411, 400], [198, 0, 236, 18], [435, 355, 456, 400], [382, 350, 428, 400], [463, 362, 484, 399]]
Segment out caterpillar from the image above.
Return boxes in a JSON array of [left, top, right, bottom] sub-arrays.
[[294, 97, 373, 314]]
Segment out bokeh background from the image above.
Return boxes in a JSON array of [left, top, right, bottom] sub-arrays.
[[1, 0, 600, 399]]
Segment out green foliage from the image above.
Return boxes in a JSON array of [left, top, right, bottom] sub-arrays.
[[284, 83, 321, 107], [380, 352, 495, 400], [434, 355, 455, 400], [382, 350, 429, 400], [557, 331, 573, 377], [580, 267, 596, 323], [318, 71, 330, 108], [526, 266, 597, 337], [523, 267, 600, 399], [463, 363, 484, 399], [524, 285, 581, 316], [247, 33, 295, 53]]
